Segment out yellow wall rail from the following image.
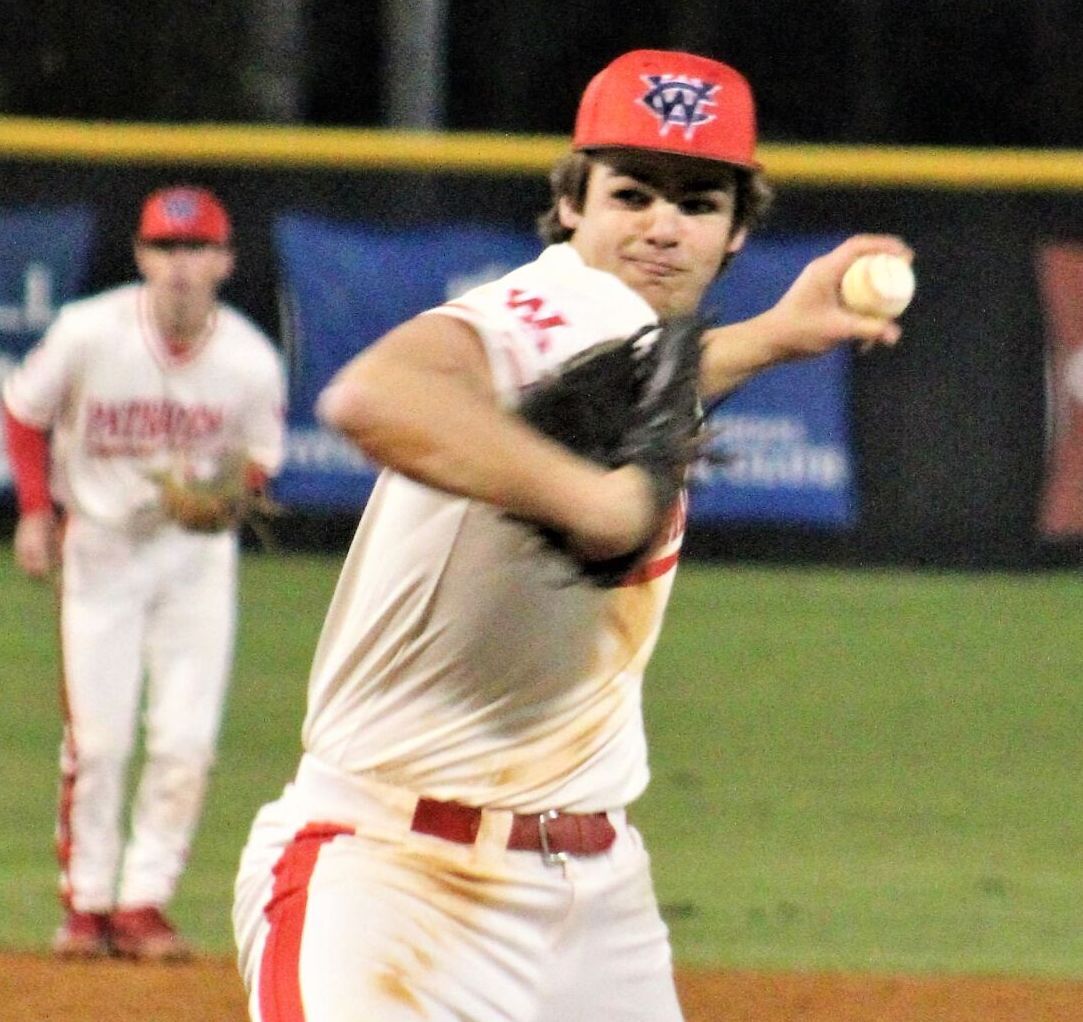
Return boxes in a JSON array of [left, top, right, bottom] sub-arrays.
[[1, 116, 1082, 191]]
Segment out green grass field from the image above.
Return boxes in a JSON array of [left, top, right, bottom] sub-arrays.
[[3, 544, 1082, 979]]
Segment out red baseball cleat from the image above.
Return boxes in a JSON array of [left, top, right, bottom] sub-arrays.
[[109, 905, 193, 962], [53, 910, 112, 958]]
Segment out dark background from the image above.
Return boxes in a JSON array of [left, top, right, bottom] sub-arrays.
[[1, 2, 1082, 569], [4, 1, 1083, 148]]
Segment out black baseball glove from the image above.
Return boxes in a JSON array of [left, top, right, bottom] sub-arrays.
[[516, 315, 706, 586]]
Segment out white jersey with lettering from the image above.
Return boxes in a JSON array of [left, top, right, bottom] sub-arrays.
[[3, 281, 285, 531], [301, 242, 686, 813], [4, 280, 285, 918]]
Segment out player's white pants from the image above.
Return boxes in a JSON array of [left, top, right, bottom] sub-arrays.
[[233, 755, 685, 1022], [58, 515, 237, 912]]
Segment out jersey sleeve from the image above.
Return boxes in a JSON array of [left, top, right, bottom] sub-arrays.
[[423, 246, 659, 409], [423, 292, 547, 408], [239, 341, 288, 476], [1, 307, 85, 428]]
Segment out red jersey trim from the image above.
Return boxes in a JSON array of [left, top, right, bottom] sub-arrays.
[[138, 286, 217, 369], [616, 492, 687, 586], [618, 550, 680, 587]]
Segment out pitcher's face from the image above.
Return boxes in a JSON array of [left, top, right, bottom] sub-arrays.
[[562, 152, 746, 317]]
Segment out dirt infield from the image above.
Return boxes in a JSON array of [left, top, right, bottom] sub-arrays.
[[5, 952, 1083, 1021]]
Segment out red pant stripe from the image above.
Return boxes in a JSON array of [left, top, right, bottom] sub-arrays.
[[54, 557, 76, 908], [258, 823, 354, 1022], [55, 729, 77, 904]]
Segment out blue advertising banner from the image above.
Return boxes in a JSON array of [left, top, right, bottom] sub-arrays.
[[274, 215, 854, 526], [0, 204, 96, 494], [696, 235, 855, 527], [274, 216, 542, 509]]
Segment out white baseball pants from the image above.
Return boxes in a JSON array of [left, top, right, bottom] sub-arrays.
[[58, 514, 237, 912], [233, 755, 685, 1022]]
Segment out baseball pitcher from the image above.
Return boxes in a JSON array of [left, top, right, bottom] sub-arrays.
[[232, 50, 909, 1021]]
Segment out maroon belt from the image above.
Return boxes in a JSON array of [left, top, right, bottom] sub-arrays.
[[410, 797, 616, 863]]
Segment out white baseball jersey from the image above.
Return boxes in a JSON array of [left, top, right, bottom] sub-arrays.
[[301, 243, 687, 813], [2, 282, 285, 530], [5, 280, 286, 918]]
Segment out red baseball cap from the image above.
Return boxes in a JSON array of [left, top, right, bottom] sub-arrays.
[[138, 186, 231, 244], [573, 50, 760, 170]]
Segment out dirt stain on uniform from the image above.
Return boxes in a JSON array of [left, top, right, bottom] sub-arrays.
[[374, 960, 425, 1012]]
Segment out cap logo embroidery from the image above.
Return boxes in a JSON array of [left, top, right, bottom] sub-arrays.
[[639, 74, 717, 139], [162, 193, 199, 225]]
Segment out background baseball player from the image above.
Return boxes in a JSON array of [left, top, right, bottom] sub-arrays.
[[3, 186, 286, 960], [232, 50, 910, 1020]]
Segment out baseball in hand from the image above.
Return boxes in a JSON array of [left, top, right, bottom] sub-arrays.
[[840, 253, 915, 318]]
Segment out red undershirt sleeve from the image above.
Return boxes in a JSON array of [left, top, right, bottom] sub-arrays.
[[3, 403, 52, 515]]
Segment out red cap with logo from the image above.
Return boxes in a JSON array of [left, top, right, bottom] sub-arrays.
[[138, 186, 231, 244], [573, 49, 760, 170]]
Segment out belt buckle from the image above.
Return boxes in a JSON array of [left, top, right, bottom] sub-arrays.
[[537, 809, 568, 866]]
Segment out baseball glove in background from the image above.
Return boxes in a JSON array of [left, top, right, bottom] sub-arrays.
[[156, 452, 279, 534], [517, 315, 705, 586]]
